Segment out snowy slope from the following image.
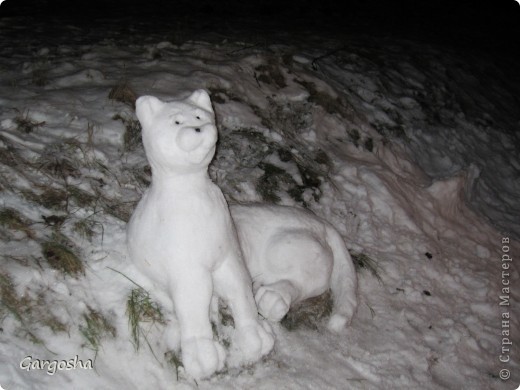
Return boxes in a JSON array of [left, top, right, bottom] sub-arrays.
[[0, 16, 519, 390]]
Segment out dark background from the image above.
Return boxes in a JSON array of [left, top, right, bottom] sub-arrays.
[[0, 0, 519, 59]]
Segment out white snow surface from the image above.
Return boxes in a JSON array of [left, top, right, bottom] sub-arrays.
[[0, 18, 519, 390]]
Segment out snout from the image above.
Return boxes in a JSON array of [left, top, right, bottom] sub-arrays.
[[176, 123, 217, 153]]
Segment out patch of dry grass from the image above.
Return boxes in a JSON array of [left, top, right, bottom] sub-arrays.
[[113, 114, 142, 152], [13, 111, 46, 134], [73, 217, 103, 241], [256, 162, 296, 204], [21, 187, 69, 211], [165, 350, 184, 380], [0, 134, 27, 169], [280, 290, 333, 331], [108, 82, 137, 109], [254, 56, 287, 89], [36, 151, 80, 180], [0, 272, 68, 345], [41, 239, 84, 276], [79, 307, 116, 353], [0, 208, 34, 238], [295, 79, 349, 116], [351, 252, 382, 282], [68, 186, 98, 209], [126, 287, 165, 351]]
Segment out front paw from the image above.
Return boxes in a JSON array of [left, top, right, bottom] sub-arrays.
[[182, 337, 226, 379], [235, 320, 275, 363], [255, 286, 291, 322]]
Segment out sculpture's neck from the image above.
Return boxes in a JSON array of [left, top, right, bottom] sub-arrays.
[[151, 168, 211, 190]]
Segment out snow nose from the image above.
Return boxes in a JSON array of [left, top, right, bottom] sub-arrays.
[[177, 123, 216, 152], [193, 122, 213, 134]]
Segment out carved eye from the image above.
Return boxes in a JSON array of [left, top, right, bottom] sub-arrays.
[[195, 128, 201, 133], [196, 116, 201, 120], [175, 121, 180, 125]]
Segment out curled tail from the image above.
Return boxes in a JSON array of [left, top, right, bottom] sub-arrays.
[[326, 226, 358, 332]]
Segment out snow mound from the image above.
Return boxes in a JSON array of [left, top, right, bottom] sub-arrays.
[[0, 20, 518, 390]]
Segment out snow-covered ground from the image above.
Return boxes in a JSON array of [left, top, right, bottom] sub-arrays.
[[0, 13, 519, 390]]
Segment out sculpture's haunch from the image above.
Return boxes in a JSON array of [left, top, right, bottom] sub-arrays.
[[231, 204, 358, 332]]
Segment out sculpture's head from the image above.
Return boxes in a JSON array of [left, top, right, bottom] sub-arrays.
[[135, 90, 217, 175]]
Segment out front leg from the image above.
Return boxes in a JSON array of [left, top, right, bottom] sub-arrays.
[[172, 271, 226, 379], [213, 254, 275, 363]]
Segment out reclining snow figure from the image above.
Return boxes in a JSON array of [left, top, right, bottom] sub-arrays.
[[127, 90, 274, 379], [127, 90, 358, 379], [230, 204, 358, 332]]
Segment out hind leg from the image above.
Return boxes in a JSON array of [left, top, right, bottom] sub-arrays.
[[255, 280, 299, 321]]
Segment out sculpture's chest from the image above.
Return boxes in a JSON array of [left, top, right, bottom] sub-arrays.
[[133, 181, 235, 247]]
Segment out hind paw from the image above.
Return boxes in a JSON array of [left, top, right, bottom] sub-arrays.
[[255, 286, 291, 322]]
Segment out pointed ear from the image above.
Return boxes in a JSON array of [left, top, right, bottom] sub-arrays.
[[186, 89, 213, 112], [135, 96, 164, 126]]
